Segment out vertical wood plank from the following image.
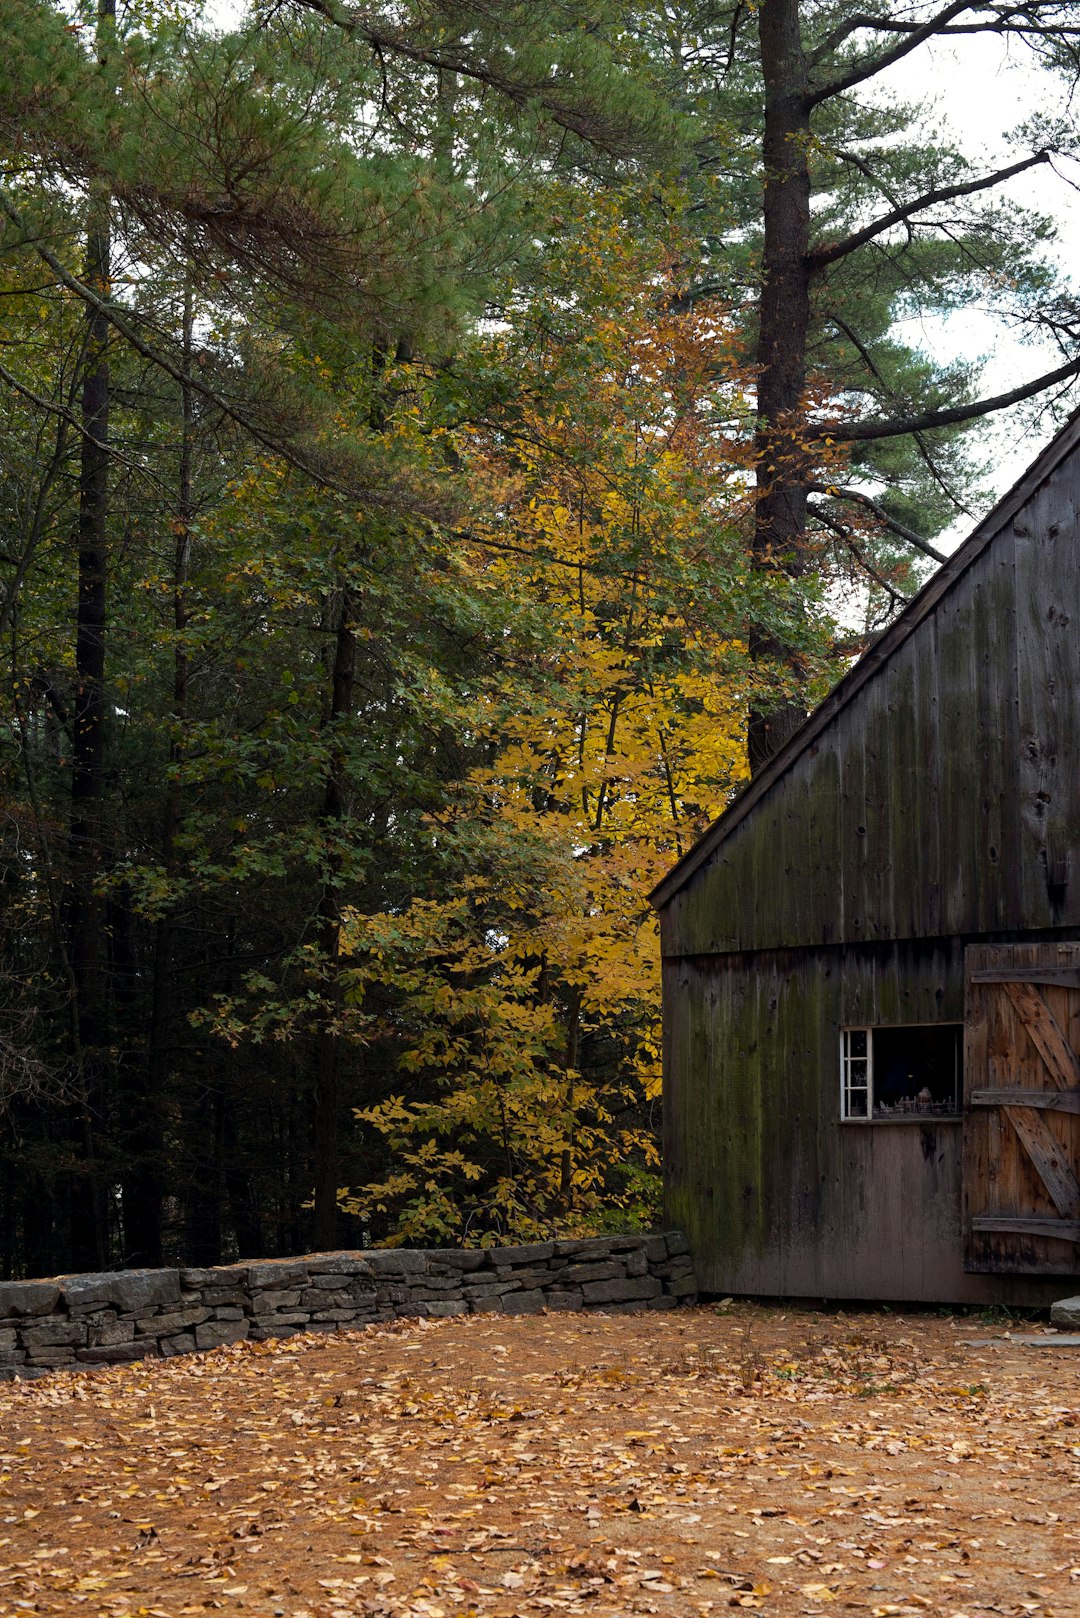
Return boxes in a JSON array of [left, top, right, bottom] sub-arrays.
[[963, 941, 1080, 1271], [1014, 479, 1079, 925], [662, 446, 1080, 957]]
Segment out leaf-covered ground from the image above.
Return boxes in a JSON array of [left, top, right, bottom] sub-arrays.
[[0, 1303, 1077, 1618]]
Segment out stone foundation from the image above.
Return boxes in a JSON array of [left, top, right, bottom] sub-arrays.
[[0, 1232, 696, 1377]]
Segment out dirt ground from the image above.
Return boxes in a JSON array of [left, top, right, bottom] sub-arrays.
[[0, 1302, 1077, 1618]]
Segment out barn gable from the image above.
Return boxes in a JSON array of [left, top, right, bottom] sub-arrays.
[[653, 410, 1080, 958], [654, 415, 1080, 1305]]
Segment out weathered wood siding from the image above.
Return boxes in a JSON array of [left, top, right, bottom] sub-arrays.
[[664, 939, 1069, 1303], [662, 453, 1080, 959]]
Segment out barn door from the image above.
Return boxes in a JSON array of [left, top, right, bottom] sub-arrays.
[[963, 942, 1080, 1274]]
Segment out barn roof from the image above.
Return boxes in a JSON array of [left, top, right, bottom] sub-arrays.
[[650, 406, 1080, 912]]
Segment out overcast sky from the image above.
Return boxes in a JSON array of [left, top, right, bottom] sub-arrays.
[[875, 32, 1080, 540]]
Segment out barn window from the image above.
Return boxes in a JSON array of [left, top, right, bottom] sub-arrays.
[[841, 1025, 962, 1120]]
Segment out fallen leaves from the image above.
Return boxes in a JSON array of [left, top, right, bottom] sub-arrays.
[[0, 1306, 1076, 1617]]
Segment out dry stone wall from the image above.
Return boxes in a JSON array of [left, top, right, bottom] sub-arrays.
[[0, 1232, 696, 1378]]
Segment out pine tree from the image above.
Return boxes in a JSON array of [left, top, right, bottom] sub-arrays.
[[639, 0, 1080, 767]]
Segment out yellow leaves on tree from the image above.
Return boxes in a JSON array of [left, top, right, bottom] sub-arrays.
[[339, 191, 757, 1244]]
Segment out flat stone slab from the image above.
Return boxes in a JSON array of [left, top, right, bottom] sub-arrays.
[[968, 1334, 1080, 1347], [61, 1269, 180, 1314], [363, 1250, 427, 1274], [0, 1281, 61, 1317], [302, 1252, 374, 1278], [247, 1260, 309, 1290], [179, 1266, 249, 1289]]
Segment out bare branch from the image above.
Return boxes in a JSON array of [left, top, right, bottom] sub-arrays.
[[833, 146, 904, 213], [665, 279, 731, 314], [809, 481, 947, 564], [826, 312, 976, 517], [808, 499, 914, 608], [723, 0, 748, 79], [0, 357, 171, 496]]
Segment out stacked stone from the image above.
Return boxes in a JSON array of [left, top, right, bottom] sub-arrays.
[[0, 1269, 196, 1374], [239, 1254, 379, 1342], [456, 1234, 693, 1316], [0, 1231, 696, 1377]]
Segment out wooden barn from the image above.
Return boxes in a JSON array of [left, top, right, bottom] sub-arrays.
[[653, 416, 1080, 1304]]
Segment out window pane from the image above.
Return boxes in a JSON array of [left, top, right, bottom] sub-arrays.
[[848, 1029, 867, 1059], [870, 1025, 961, 1116], [845, 1088, 868, 1119]]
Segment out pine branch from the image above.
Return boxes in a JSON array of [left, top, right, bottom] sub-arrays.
[[805, 2, 1080, 108], [284, 0, 662, 156], [805, 2, 975, 64], [821, 350, 1080, 442], [811, 0, 1080, 60], [809, 151, 1053, 270], [0, 186, 415, 506], [807, 0, 982, 103]]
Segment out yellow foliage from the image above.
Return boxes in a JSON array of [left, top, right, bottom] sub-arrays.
[[340, 190, 755, 1243]]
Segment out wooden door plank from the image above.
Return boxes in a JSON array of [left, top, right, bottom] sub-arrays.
[[971, 1088, 1080, 1113], [1003, 980, 1080, 1090], [970, 967, 1080, 987], [1003, 1104, 1080, 1217], [965, 945, 1013, 1263], [971, 1214, 1080, 1241], [964, 941, 1080, 1272]]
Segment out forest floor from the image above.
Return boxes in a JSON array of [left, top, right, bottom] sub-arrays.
[[0, 1303, 1077, 1618]]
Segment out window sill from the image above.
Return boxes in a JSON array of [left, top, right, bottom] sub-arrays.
[[841, 1115, 962, 1125]]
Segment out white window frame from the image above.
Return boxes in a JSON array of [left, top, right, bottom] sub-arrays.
[[840, 1027, 871, 1120], [840, 1024, 962, 1122]]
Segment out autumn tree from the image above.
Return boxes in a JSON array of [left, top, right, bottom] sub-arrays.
[[4, 0, 1079, 1272], [336, 192, 821, 1242]]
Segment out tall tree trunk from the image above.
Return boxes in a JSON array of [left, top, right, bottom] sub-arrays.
[[310, 335, 394, 1250], [559, 987, 581, 1204], [748, 0, 812, 776], [184, 1086, 223, 1265], [222, 1092, 263, 1258], [125, 263, 196, 1265], [312, 585, 356, 1250], [66, 0, 116, 1268]]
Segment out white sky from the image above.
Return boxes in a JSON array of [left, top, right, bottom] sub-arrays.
[[874, 33, 1080, 544]]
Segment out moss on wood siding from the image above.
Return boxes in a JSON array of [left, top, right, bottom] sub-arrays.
[[664, 939, 1070, 1304]]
